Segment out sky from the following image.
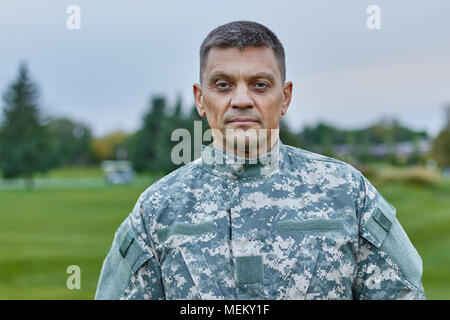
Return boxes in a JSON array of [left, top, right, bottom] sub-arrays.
[[0, 0, 449, 137]]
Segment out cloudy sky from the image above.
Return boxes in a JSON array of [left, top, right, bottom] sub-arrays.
[[1, 0, 449, 137]]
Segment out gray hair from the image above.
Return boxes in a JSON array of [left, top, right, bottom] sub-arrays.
[[199, 20, 286, 84]]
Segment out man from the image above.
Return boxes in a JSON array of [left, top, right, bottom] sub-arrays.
[[95, 21, 425, 300]]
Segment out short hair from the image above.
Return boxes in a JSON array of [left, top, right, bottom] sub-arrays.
[[199, 20, 286, 85]]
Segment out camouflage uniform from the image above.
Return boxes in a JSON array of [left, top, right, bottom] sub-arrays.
[[95, 139, 425, 300]]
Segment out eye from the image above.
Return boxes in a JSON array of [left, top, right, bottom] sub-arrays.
[[254, 82, 269, 90], [216, 82, 230, 90]]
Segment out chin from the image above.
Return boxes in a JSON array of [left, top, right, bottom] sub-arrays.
[[233, 135, 260, 155]]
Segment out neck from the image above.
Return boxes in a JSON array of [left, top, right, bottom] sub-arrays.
[[213, 134, 279, 159], [201, 138, 284, 179]]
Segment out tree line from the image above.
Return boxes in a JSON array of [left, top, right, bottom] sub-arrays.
[[1, 63, 449, 187]]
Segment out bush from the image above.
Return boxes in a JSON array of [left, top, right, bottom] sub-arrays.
[[377, 166, 442, 186]]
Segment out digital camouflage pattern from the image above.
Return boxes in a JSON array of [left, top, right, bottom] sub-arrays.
[[95, 140, 425, 300]]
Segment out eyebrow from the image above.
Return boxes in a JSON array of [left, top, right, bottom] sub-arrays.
[[208, 71, 276, 84]]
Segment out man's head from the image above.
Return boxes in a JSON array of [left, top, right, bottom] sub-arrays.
[[194, 20, 293, 157], [199, 20, 286, 85]]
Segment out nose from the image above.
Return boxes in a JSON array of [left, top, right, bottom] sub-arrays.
[[230, 84, 254, 109]]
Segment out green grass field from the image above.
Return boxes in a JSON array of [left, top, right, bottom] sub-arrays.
[[0, 168, 449, 299], [0, 172, 162, 300]]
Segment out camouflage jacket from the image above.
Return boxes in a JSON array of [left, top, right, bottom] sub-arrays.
[[95, 140, 425, 300]]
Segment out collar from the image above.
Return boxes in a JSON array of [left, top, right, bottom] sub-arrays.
[[201, 138, 284, 179]]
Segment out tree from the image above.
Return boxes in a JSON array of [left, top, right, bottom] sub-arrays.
[[90, 131, 129, 162], [130, 96, 171, 172], [0, 63, 50, 188], [46, 117, 92, 166], [432, 128, 450, 168]]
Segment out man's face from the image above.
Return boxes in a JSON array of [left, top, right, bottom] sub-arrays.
[[194, 46, 292, 156]]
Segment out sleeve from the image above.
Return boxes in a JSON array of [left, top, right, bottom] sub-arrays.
[[94, 197, 165, 300], [352, 175, 426, 300]]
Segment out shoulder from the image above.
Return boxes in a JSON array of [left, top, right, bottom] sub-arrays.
[[282, 143, 364, 182], [130, 157, 211, 226], [281, 144, 372, 217], [283, 144, 352, 166], [136, 158, 203, 209]]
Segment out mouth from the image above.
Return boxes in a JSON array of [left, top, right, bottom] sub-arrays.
[[227, 118, 259, 125]]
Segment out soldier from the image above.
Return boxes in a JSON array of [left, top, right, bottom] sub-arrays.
[[95, 20, 425, 300]]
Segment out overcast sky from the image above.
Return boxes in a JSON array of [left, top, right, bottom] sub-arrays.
[[1, 0, 449, 137]]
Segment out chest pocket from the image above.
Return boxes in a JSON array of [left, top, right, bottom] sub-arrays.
[[360, 194, 423, 290], [156, 221, 226, 300], [274, 218, 346, 299]]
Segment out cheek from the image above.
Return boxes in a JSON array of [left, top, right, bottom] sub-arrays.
[[257, 95, 283, 128], [203, 94, 229, 125], [266, 114, 281, 130]]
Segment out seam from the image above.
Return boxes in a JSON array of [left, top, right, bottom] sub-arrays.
[[138, 199, 162, 269], [284, 147, 346, 166]]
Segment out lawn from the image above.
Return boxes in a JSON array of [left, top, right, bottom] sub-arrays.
[[0, 173, 162, 299], [0, 169, 449, 299]]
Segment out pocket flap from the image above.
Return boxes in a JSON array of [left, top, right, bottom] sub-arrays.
[[156, 221, 215, 243], [277, 218, 344, 233], [120, 229, 153, 273], [361, 194, 396, 248]]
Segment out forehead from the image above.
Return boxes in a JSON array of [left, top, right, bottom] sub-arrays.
[[204, 46, 280, 80]]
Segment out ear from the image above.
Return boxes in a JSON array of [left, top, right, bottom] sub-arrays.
[[281, 81, 293, 116], [193, 83, 206, 117]]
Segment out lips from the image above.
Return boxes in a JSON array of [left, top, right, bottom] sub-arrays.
[[228, 118, 258, 123]]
